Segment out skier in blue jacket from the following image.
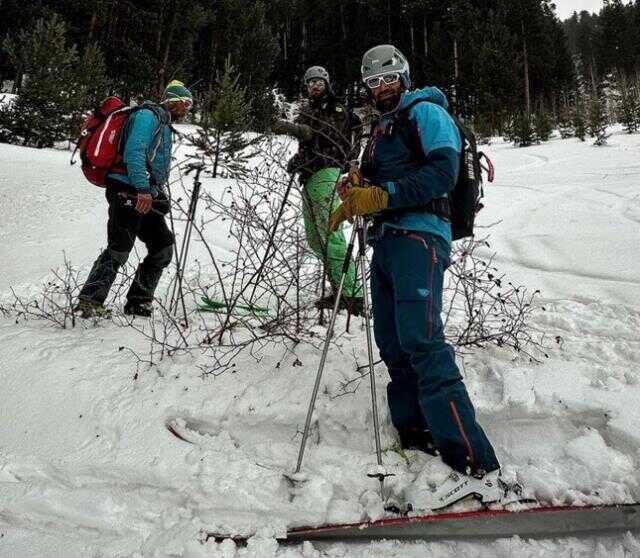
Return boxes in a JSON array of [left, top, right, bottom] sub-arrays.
[[330, 45, 503, 510], [77, 80, 192, 318]]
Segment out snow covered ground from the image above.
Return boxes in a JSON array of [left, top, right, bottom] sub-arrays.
[[1, 129, 640, 557]]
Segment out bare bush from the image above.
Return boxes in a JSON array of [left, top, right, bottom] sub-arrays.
[[444, 237, 546, 360], [8, 253, 83, 329]]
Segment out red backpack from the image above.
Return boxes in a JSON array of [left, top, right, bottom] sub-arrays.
[[72, 96, 138, 187]]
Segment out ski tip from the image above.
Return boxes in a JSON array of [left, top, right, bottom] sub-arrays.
[[165, 419, 195, 444]]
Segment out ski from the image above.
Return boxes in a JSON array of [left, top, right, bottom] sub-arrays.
[[206, 503, 640, 545], [197, 296, 270, 316]]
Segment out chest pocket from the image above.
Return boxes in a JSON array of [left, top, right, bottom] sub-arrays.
[[364, 119, 424, 181]]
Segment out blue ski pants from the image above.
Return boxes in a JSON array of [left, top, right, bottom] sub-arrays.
[[370, 229, 500, 475]]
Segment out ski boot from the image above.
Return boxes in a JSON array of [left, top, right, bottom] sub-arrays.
[[314, 293, 336, 311], [74, 298, 111, 319], [341, 296, 364, 317], [429, 468, 506, 510], [124, 301, 153, 317]]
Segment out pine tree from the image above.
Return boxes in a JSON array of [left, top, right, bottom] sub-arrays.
[[614, 71, 640, 133], [586, 92, 610, 146], [573, 96, 587, 141], [472, 114, 493, 145], [533, 109, 553, 143], [193, 58, 258, 178], [557, 98, 574, 139], [507, 111, 535, 147], [67, 43, 109, 139], [2, 14, 79, 147]]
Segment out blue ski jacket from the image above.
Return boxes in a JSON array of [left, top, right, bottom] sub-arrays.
[[108, 102, 172, 197], [362, 87, 461, 244]]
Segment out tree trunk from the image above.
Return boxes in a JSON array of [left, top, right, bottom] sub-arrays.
[[301, 19, 308, 69], [88, 9, 98, 41], [107, 1, 118, 38], [12, 68, 22, 94], [410, 21, 415, 54], [213, 129, 221, 178], [155, 1, 167, 57], [423, 14, 429, 58], [282, 24, 288, 63], [590, 56, 598, 95], [159, 1, 178, 96], [522, 22, 531, 115]]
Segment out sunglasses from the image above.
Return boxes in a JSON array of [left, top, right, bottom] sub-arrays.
[[168, 98, 193, 110], [365, 72, 400, 89], [307, 78, 326, 87]]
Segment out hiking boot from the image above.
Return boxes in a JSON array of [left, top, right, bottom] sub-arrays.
[[315, 294, 365, 316], [315, 293, 338, 311], [399, 428, 439, 456], [124, 301, 153, 317], [341, 296, 364, 316], [74, 298, 111, 319]]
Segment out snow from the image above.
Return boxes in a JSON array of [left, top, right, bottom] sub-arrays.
[[2, 128, 640, 556], [0, 93, 16, 109]]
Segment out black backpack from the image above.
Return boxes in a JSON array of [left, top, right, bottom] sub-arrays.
[[394, 99, 494, 241]]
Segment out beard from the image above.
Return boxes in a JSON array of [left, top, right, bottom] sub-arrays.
[[309, 89, 326, 100], [375, 90, 402, 113]]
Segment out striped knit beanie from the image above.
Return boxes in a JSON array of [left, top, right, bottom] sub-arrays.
[[161, 80, 193, 103]]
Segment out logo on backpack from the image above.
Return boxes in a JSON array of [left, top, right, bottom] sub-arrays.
[[71, 96, 135, 187], [449, 115, 494, 240]]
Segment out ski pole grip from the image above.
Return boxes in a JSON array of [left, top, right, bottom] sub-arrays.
[[348, 162, 362, 188]]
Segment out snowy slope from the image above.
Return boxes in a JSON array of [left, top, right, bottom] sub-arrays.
[[1, 130, 640, 557]]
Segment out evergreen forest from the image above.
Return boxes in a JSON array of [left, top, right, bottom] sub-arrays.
[[1, 0, 640, 145]]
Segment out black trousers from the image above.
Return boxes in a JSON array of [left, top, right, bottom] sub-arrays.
[[79, 181, 174, 305]]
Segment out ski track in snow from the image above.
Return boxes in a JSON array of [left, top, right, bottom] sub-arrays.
[[2, 130, 640, 556]]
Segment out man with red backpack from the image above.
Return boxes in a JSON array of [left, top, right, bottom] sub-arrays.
[[76, 80, 193, 318]]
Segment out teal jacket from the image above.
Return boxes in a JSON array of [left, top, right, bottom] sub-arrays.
[[362, 87, 461, 244], [108, 102, 172, 196]]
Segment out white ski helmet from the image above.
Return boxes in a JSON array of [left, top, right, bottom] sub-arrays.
[[361, 44, 411, 89], [304, 66, 330, 87]]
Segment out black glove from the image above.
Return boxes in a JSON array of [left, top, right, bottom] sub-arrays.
[[287, 153, 304, 174]]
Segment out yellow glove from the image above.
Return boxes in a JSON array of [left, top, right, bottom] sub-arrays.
[[329, 186, 389, 232]]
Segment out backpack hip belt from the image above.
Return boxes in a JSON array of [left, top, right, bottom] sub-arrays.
[[373, 197, 451, 226]]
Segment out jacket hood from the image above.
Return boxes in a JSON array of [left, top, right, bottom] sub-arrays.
[[398, 86, 449, 112]]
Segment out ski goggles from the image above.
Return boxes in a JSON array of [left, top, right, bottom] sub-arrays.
[[364, 72, 400, 89]]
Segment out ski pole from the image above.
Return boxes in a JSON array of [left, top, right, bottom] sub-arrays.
[[294, 224, 358, 474], [165, 183, 188, 324], [355, 217, 387, 496], [116, 192, 169, 216], [169, 163, 203, 322]]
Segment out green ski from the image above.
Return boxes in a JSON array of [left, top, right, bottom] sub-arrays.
[[198, 296, 270, 316]]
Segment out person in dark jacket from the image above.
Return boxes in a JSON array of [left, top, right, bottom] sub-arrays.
[[278, 66, 363, 314], [76, 80, 193, 318], [330, 45, 503, 510]]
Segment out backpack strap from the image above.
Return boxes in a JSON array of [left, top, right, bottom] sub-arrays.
[[117, 104, 169, 174], [379, 98, 457, 221]]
